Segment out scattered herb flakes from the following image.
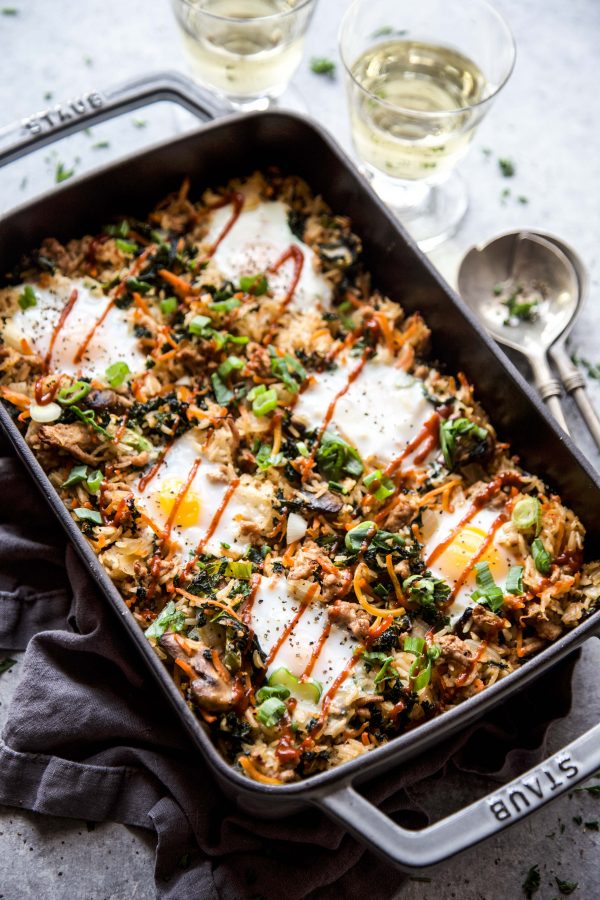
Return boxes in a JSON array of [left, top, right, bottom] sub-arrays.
[[573, 815, 583, 825], [43, 91, 53, 101], [481, 147, 492, 157], [501, 187, 511, 204], [1, 6, 18, 14], [499, 157, 516, 177], [19, 175, 27, 191], [310, 57, 336, 78], [522, 864, 541, 899], [518, 195, 529, 204], [372, 26, 408, 38], [92, 140, 110, 150], [132, 117, 147, 128], [55, 162, 75, 183], [555, 878, 578, 895], [84, 55, 93, 66], [585, 820, 599, 830], [574, 782, 600, 796], [0, 657, 16, 676]]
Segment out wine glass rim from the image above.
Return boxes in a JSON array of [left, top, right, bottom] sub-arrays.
[[174, 0, 315, 23], [338, 0, 517, 118]]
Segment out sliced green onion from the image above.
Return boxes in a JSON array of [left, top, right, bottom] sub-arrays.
[[531, 538, 552, 576], [86, 469, 103, 494], [209, 297, 240, 313], [256, 696, 287, 727], [252, 388, 278, 417], [74, 507, 103, 525], [471, 561, 504, 612], [226, 560, 253, 580], [268, 666, 322, 703], [62, 465, 89, 488], [18, 285, 37, 310], [217, 355, 244, 379], [160, 296, 178, 316], [512, 496, 541, 534], [296, 441, 309, 458], [403, 636, 425, 655], [57, 381, 91, 405], [255, 684, 290, 703], [240, 273, 268, 296], [255, 444, 285, 470], [373, 656, 397, 685], [247, 384, 266, 402], [363, 470, 383, 489], [211, 372, 234, 406], [316, 430, 363, 480], [104, 220, 129, 239], [144, 600, 186, 639], [505, 565, 524, 595], [413, 661, 432, 692], [121, 429, 152, 452], [374, 478, 396, 501], [115, 238, 137, 255], [189, 315, 211, 334], [269, 349, 307, 394], [427, 644, 441, 661], [328, 480, 348, 494], [105, 361, 130, 388], [345, 520, 377, 552]]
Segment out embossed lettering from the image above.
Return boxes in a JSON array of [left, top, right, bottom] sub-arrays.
[[509, 789, 531, 813], [88, 92, 103, 109], [523, 777, 543, 800], [489, 799, 511, 821], [71, 99, 86, 115], [543, 769, 563, 791], [557, 755, 579, 779], [58, 107, 73, 123]]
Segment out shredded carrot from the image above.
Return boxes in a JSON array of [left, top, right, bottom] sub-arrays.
[[354, 564, 406, 618], [0, 387, 31, 409], [396, 342, 414, 372], [361, 731, 371, 747], [155, 348, 177, 363], [158, 268, 196, 297], [211, 649, 231, 683], [374, 312, 394, 354], [178, 177, 191, 201], [199, 709, 217, 724], [174, 587, 244, 623], [173, 634, 196, 657], [19, 338, 34, 355], [516, 627, 525, 658], [132, 291, 151, 316], [418, 477, 461, 508], [17, 410, 31, 422], [175, 657, 197, 681], [385, 553, 405, 606], [311, 328, 331, 340], [282, 540, 298, 567], [239, 756, 283, 785]]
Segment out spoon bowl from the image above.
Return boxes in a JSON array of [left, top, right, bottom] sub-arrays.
[[458, 229, 600, 452]]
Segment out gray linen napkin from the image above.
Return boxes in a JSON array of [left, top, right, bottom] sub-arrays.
[[0, 436, 578, 899]]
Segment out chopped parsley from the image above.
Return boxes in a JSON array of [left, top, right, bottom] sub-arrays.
[[555, 878, 578, 895], [498, 158, 516, 177], [55, 161, 75, 183], [310, 57, 336, 78], [522, 864, 541, 898], [0, 657, 16, 675]]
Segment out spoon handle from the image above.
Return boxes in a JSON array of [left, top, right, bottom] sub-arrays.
[[529, 355, 570, 435], [550, 345, 600, 452]]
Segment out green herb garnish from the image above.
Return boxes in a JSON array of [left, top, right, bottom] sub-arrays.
[[226, 560, 253, 580], [471, 561, 504, 612], [218, 355, 244, 379], [512, 496, 541, 533], [249, 385, 278, 417], [555, 878, 578, 895], [239, 273, 268, 296], [498, 158, 515, 177], [188, 314, 211, 335], [505, 565, 524, 595], [345, 520, 377, 552], [0, 657, 17, 675], [316, 430, 363, 481], [62, 465, 89, 488], [18, 285, 37, 310], [211, 372, 234, 406], [105, 361, 130, 388], [531, 538, 552, 576], [522, 864, 541, 899], [160, 296, 178, 316], [144, 600, 186, 639], [115, 238, 137, 255], [310, 57, 336, 78], [57, 381, 92, 405], [74, 507, 103, 525], [439, 417, 488, 470], [256, 696, 287, 727], [55, 161, 75, 183]]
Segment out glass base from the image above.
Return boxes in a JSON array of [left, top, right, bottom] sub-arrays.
[[212, 82, 308, 114], [362, 166, 468, 252]]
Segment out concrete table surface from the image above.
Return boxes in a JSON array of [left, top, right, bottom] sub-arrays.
[[0, 0, 599, 897]]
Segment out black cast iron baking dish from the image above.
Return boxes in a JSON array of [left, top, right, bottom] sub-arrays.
[[1, 72, 600, 872]]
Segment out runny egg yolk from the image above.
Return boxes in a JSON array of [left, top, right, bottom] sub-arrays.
[[158, 477, 201, 528], [435, 524, 503, 584]]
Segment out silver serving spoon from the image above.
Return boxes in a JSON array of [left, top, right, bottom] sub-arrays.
[[457, 230, 600, 449]]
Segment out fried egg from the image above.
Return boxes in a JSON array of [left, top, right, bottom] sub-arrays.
[[204, 201, 332, 314], [131, 430, 272, 558], [2, 275, 146, 380], [293, 355, 436, 468], [421, 500, 521, 621], [250, 575, 360, 711]]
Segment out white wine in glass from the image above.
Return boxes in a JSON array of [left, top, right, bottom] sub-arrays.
[[349, 40, 488, 183], [340, 0, 516, 250], [172, 0, 316, 109]]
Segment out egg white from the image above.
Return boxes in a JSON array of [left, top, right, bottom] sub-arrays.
[[250, 575, 360, 711], [204, 201, 332, 314], [421, 501, 521, 622], [2, 276, 146, 380], [131, 430, 264, 558], [293, 355, 436, 468]]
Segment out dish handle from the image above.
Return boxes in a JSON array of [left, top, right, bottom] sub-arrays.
[[314, 717, 600, 870], [0, 71, 232, 168]]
